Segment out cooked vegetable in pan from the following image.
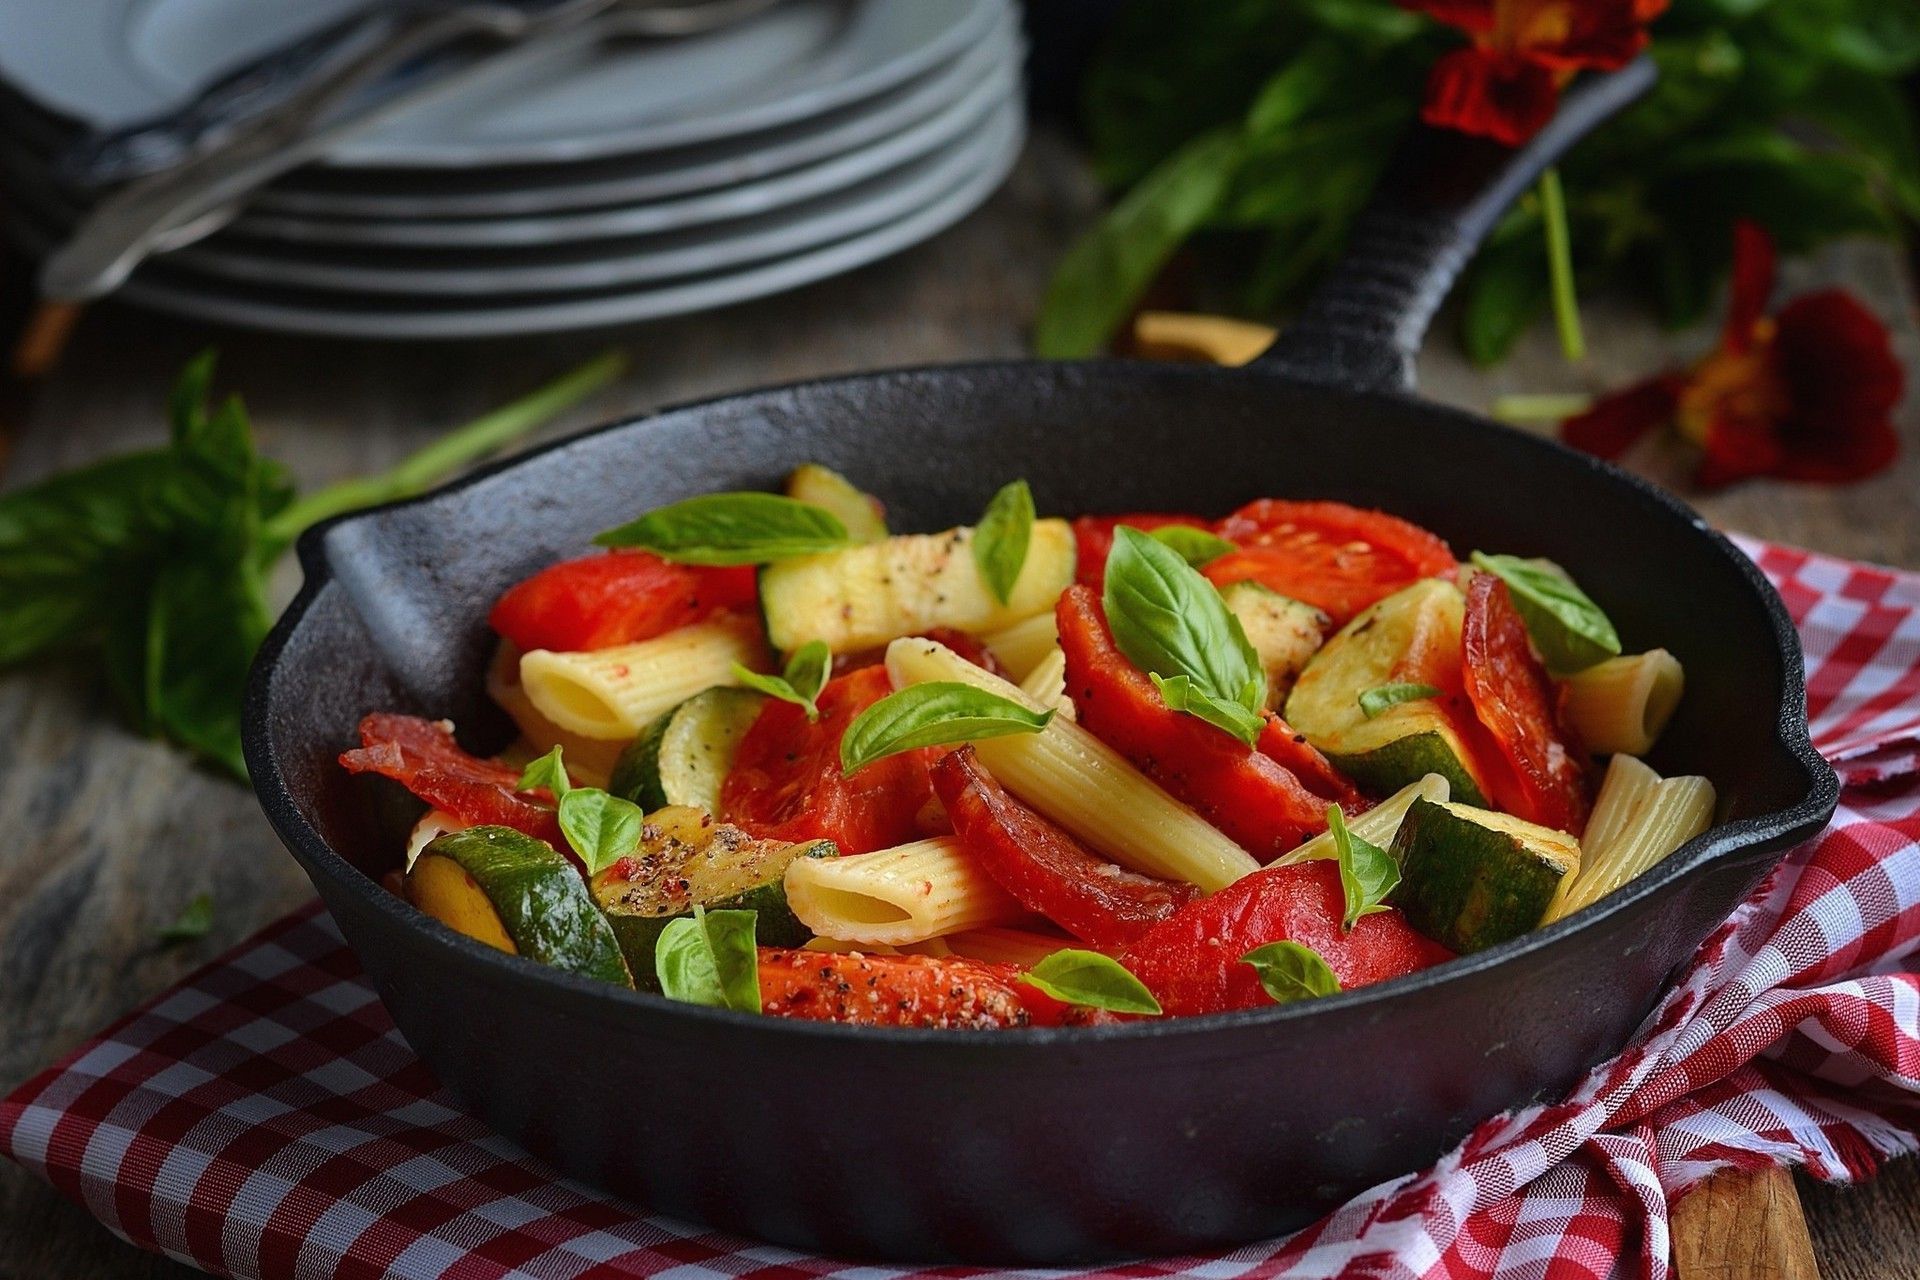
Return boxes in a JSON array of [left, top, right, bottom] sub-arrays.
[[342, 463, 1714, 1028]]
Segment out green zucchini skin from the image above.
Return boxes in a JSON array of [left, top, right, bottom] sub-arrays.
[[1388, 799, 1577, 953], [1332, 729, 1489, 808], [593, 815, 833, 990], [423, 826, 633, 987], [608, 687, 767, 813]]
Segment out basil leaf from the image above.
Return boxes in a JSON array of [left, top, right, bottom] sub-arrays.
[[1327, 805, 1398, 931], [840, 683, 1053, 776], [1241, 941, 1342, 1004], [733, 640, 831, 721], [517, 745, 572, 798], [596, 493, 851, 565], [1103, 526, 1266, 744], [1357, 682, 1442, 719], [655, 906, 761, 1013], [1470, 553, 1621, 675], [972, 479, 1036, 606], [1021, 950, 1163, 1015], [557, 789, 644, 876], [1148, 525, 1236, 568], [158, 893, 215, 945]]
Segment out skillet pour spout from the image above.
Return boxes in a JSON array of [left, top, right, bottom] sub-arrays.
[[243, 62, 1838, 1264]]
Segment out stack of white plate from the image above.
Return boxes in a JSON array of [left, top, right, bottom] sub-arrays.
[[0, 0, 1024, 338]]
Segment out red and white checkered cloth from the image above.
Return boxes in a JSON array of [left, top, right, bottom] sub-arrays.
[[6, 535, 1920, 1280]]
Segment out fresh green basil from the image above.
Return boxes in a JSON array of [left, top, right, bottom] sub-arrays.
[[1020, 950, 1163, 1015], [1357, 682, 1442, 719], [1103, 526, 1266, 743], [1241, 940, 1342, 1004], [1148, 525, 1236, 568], [1470, 553, 1621, 675], [655, 906, 761, 1013], [840, 683, 1053, 776], [733, 640, 831, 721], [158, 893, 215, 945], [596, 493, 851, 565], [1327, 805, 1398, 931], [517, 745, 572, 798], [973, 480, 1036, 606]]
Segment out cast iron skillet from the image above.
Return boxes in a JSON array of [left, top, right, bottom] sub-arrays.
[[243, 64, 1838, 1265]]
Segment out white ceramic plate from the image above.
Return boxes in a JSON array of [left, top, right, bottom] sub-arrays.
[[118, 112, 1024, 337], [0, 0, 1001, 168], [224, 43, 1017, 249], [176, 92, 1018, 295], [249, 11, 1014, 219]]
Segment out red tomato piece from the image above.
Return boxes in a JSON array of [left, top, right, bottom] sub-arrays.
[[1461, 574, 1594, 835], [1055, 585, 1361, 859], [933, 746, 1198, 948], [488, 549, 757, 653], [758, 949, 1034, 1028], [830, 627, 1004, 678], [1071, 513, 1210, 587], [339, 713, 561, 847], [721, 666, 937, 853], [1206, 499, 1458, 626], [1119, 861, 1454, 1017]]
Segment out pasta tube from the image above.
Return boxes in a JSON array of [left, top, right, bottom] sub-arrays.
[[983, 612, 1060, 681], [486, 643, 622, 784], [405, 810, 467, 871], [885, 637, 1260, 890], [518, 615, 765, 740], [1548, 761, 1715, 920], [1561, 650, 1685, 756], [1271, 773, 1451, 868], [942, 927, 1082, 967], [784, 837, 1022, 946], [1018, 646, 1074, 719]]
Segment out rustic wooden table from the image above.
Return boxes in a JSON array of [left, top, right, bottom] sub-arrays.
[[2, 132, 1916, 1280]]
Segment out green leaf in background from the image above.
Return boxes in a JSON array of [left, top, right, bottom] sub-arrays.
[[655, 906, 761, 1013], [1148, 525, 1236, 568], [1240, 940, 1342, 1004], [733, 640, 832, 720], [1470, 553, 1621, 675], [1327, 805, 1399, 931], [158, 893, 215, 945], [0, 350, 626, 778], [1357, 682, 1442, 719], [596, 492, 850, 565], [972, 479, 1035, 606], [1020, 950, 1163, 1015], [839, 682, 1053, 777]]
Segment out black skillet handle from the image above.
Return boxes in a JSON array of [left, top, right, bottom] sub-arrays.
[[1250, 59, 1658, 394]]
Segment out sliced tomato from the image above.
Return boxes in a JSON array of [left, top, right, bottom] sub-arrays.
[[720, 665, 937, 853], [1119, 861, 1453, 1017], [831, 627, 1004, 678], [488, 549, 757, 653], [1055, 585, 1361, 859], [339, 713, 561, 847], [1071, 513, 1209, 587], [1257, 714, 1367, 808], [1206, 499, 1458, 626], [933, 746, 1198, 948], [758, 949, 1034, 1028], [1461, 573, 1594, 834]]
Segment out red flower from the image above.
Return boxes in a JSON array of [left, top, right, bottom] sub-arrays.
[[1403, 0, 1667, 145], [1562, 222, 1903, 489]]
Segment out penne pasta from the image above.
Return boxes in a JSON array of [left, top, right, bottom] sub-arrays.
[[885, 637, 1260, 891], [784, 837, 1024, 946], [982, 611, 1060, 681], [1577, 753, 1661, 864], [1270, 773, 1451, 868], [518, 615, 766, 741], [1560, 650, 1686, 756], [1018, 646, 1074, 720], [1547, 762, 1715, 920], [941, 926, 1082, 968], [486, 643, 622, 784]]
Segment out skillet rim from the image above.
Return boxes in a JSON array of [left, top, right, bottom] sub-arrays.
[[241, 355, 1841, 1048]]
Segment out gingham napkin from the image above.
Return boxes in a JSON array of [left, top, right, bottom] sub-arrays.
[[6, 536, 1920, 1280]]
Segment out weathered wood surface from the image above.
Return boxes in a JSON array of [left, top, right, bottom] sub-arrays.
[[2, 129, 1917, 1279], [1674, 1165, 1821, 1280]]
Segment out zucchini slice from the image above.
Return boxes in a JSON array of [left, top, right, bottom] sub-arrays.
[[608, 686, 767, 813], [758, 519, 1076, 653], [591, 805, 834, 989], [1284, 578, 1490, 804], [1218, 580, 1330, 706], [785, 464, 889, 543], [1389, 799, 1581, 953], [408, 826, 633, 986]]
